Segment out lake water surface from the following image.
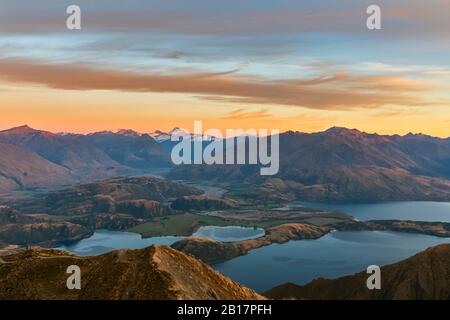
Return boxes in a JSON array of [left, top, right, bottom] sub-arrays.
[[214, 230, 450, 292], [58, 228, 450, 293], [58, 225, 265, 256], [292, 201, 450, 222], [56, 201, 450, 292], [58, 230, 184, 256], [192, 226, 265, 242]]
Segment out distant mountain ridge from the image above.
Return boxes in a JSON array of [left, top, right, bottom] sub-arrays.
[[0, 125, 120, 178], [170, 126, 450, 202], [0, 125, 173, 192], [1, 125, 450, 202], [86, 130, 170, 169], [0, 141, 73, 192]]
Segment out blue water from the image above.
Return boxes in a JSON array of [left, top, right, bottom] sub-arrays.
[[56, 201, 450, 292], [58, 230, 184, 256], [58, 226, 265, 256], [292, 201, 450, 222], [214, 230, 450, 292], [192, 226, 265, 242]]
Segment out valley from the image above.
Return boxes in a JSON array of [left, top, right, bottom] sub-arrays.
[[1, 167, 449, 280]]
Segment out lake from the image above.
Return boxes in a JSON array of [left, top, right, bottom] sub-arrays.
[[214, 230, 450, 292], [57, 230, 184, 256], [291, 201, 450, 222], [58, 226, 265, 256], [56, 200, 450, 292], [58, 228, 450, 293], [192, 226, 265, 242]]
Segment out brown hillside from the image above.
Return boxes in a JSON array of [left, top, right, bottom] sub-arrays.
[[0, 245, 264, 300], [0, 141, 73, 192]]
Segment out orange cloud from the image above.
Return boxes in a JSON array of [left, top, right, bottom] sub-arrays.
[[0, 58, 447, 111], [222, 108, 273, 120], [352, 76, 450, 92]]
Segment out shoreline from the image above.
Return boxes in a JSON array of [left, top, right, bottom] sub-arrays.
[[171, 219, 450, 264]]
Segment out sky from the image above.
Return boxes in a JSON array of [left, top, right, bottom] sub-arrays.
[[0, 0, 449, 137]]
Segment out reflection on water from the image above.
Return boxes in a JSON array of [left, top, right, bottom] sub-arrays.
[[214, 230, 450, 292], [192, 226, 265, 242], [58, 230, 183, 256]]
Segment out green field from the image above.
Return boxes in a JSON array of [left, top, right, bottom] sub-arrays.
[[128, 213, 244, 237], [127, 212, 340, 238]]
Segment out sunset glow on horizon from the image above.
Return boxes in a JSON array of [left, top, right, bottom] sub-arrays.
[[1, 0, 449, 137]]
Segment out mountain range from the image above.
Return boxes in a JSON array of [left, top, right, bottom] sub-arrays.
[[170, 127, 450, 202], [0, 125, 171, 192], [1, 125, 450, 202]]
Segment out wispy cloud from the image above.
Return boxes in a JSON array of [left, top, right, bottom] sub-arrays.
[[1, 58, 448, 110], [222, 108, 273, 120]]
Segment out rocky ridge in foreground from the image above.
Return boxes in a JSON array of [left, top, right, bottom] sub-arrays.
[[0, 245, 264, 300]]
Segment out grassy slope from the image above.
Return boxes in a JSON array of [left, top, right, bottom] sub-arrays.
[[128, 213, 232, 237]]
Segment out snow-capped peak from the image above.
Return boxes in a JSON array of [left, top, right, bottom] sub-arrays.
[[116, 129, 141, 137]]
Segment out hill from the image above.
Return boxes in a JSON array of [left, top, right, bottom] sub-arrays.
[[0, 141, 74, 192], [0, 125, 122, 183], [36, 176, 203, 216], [0, 245, 264, 300], [0, 177, 203, 247], [86, 131, 170, 168]]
